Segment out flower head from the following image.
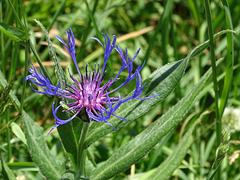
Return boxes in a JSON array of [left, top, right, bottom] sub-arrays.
[[222, 107, 240, 132], [24, 28, 160, 133]]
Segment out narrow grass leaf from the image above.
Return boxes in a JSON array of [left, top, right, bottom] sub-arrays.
[[149, 123, 196, 179], [84, 0, 101, 39], [144, 0, 174, 64], [146, 130, 173, 171], [6, 162, 36, 170], [188, 0, 200, 27], [161, 0, 174, 64], [219, 0, 234, 117], [0, 158, 16, 180], [0, 22, 30, 42], [204, 0, 221, 151]]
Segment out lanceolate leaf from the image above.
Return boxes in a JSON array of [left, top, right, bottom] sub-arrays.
[[90, 57, 218, 180], [128, 123, 196, 180], [0, 22, 30, 42], [0, 158, 16, 180], [0, 71, 65, 180], [84, 29, 233, 148], [149, 122, 196, 179], [11, 122, 27, 145], [22, 111, 65, 180]]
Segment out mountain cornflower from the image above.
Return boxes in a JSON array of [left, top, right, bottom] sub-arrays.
[[24, 28, 161, 132]]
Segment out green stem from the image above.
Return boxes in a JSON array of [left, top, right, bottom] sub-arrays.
[[77, 0, 99, 63], [0, 115, 20, 134], [143, 0, 173, 65], [84, 0, 101, 39], [219, 0, 234, 118], [6, 0, 24, 29], [6, 110, 12, 161], [0, 2, 5, 77], [29, 41, 52, 83], [87, 149, 97, 167], [20, 0, 28, 29], [77, 122, 90, 179], [47, 0, 67, 32], [204, 0, 221, 146], [204, 0, 221, 179], [36, 0, 67, 52], [8, 41, 19, 82], [20, 41, 29, 114]]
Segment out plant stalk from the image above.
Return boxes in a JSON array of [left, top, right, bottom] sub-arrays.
[[20, 41, 29, 114], [0, 2, 5, 77], [77, 121, 90, 179], [219, 0, 234, 117], [204, 0, 222, 179]]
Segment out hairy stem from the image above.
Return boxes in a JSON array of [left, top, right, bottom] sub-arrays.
[[77, 121, 90, 179]]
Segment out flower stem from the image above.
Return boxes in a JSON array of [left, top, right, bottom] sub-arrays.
[[87, 149, 97, 167], [76, 121, 90, 179], [204, 0, 222, 179]]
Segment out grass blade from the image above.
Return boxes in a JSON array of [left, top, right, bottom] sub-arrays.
[[219, 0, 234, 117]]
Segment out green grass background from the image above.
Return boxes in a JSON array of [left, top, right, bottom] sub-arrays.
[[0, 0, 240, 179]]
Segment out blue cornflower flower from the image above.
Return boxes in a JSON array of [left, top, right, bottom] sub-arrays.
[[24, 28, 161, 132]]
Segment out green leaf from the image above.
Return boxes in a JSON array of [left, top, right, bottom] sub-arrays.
[[149, 122, 196, 179], [56, 110, 83, 169], [144, 0, 174, 64], [10, 122, 27, 145], [126, 123, 195, 180], [6, 162, 36, 171], [22, 111, 65, 180], [84, 29, 233, 148], [90, 56, 218, 180], [0, 71, 65, 180], [0, 158, 16, 180], [219, 0, 234, 117], [0, 22, 30, 42]]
